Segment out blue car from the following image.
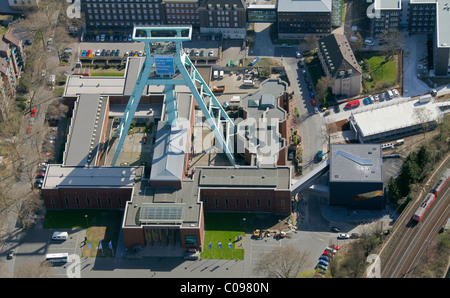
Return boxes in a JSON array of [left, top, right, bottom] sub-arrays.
[[363, 97, 372, 105], [310, 91, 315, 98], [319, 259, 329, 266], [81, 50, 87, 57]]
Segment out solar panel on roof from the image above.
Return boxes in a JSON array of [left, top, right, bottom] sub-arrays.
[[139, 203, 185, 225]]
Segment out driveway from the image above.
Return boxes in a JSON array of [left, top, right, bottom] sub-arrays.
[[402, 34, 431, 97]]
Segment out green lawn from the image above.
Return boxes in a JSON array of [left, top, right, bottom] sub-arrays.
[[357, 52, 398, 92], [202, 212, 287, 260]]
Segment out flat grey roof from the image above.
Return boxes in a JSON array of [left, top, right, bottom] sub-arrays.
[[436, 0, 450, 48], [64, 75, 126, 96], [42, 165, 141, 189], [374, 0, 401, 10], [198, 166, 291, 190], [351, 100, 443, 138], [330, 144, 382, 183], [278, 0, 332, 12]]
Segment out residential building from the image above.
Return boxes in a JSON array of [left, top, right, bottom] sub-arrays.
[[373, 0, 402, 37], [0, 32, 25, 120], [164, 0, 200, 27], [317, 34, 362, 97], [81, 0, 165, 34], [373, 0, 450, 76], [8, 0, 39, 9], [408, 0, 436, 34], [198, 0, 247, 39], [277, 0, 332, 39], [433, 0, 450, 76]]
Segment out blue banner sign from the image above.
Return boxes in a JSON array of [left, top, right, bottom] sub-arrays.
[[155, 55, 175, 75]]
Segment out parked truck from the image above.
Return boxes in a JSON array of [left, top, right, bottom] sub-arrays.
[[212, 85, 225, 92]]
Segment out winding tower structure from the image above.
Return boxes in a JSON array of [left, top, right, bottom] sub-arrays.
[[111, 26, 236, 166]]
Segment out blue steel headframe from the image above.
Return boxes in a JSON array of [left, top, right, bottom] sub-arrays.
[[110, 26, 236, 166]]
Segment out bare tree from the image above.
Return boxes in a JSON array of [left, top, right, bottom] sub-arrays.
[[253, 245, 310, 278], [315, 76, 331, 104], [300, 35, 319, 52], [14, 261, 54, 278], [18, 191, 44, 230], [380, 30, 404, 61], [52, 25, 75, 63], [414, 107, 433, 140]]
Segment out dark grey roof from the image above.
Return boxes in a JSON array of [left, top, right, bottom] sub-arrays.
[[318, 34, 362, 78], [329, 144, 382, 183]]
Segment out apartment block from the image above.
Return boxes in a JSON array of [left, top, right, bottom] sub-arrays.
[[198, 0, 247, 39], [81, 0, 165, 33], [0, 32, 26, 120], [164, 0, 200, 27], [373, 0, 402, 37], [277, 0, 332, 39]]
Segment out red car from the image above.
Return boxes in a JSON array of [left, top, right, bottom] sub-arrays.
[[31, 109, 37, 116], [36, 172, 45, 178], [27, 126, 32, 133], [311, 98, 316, 106]]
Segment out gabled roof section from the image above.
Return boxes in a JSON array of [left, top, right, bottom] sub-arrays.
[[318, 34, 362, 78]]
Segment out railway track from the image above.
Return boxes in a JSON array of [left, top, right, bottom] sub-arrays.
[[380, 168, 450, 278]]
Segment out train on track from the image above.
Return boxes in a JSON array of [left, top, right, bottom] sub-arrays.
[[413, 168, 450, 222]]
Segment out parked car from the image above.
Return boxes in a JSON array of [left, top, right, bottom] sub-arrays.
[[295, 51, 301, 58], [319, 259, 329, 266], [7, 250, 14, 259], [310, 91, 315, 98], [36, 172, 45, 178], [351, 233, 360, 239], [317, 264, 327, 270], [31, 109, 37, 116], [338, 233, 350, 239], [82, 50, 87, 57], [331, 227, 340, 232], [334, 105, 340, 113], [363, 97, 372, 105], [307, 84, 313, 91]]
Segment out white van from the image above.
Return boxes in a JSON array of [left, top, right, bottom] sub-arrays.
[[51, 231, 68, 241], [230, 96, 241, 103], [387, 90, 394, 99], [213, 70, 218, 79], [364, 39, 374, 46], [219, 70, 224, 79], [243, 80, 254, 86]]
